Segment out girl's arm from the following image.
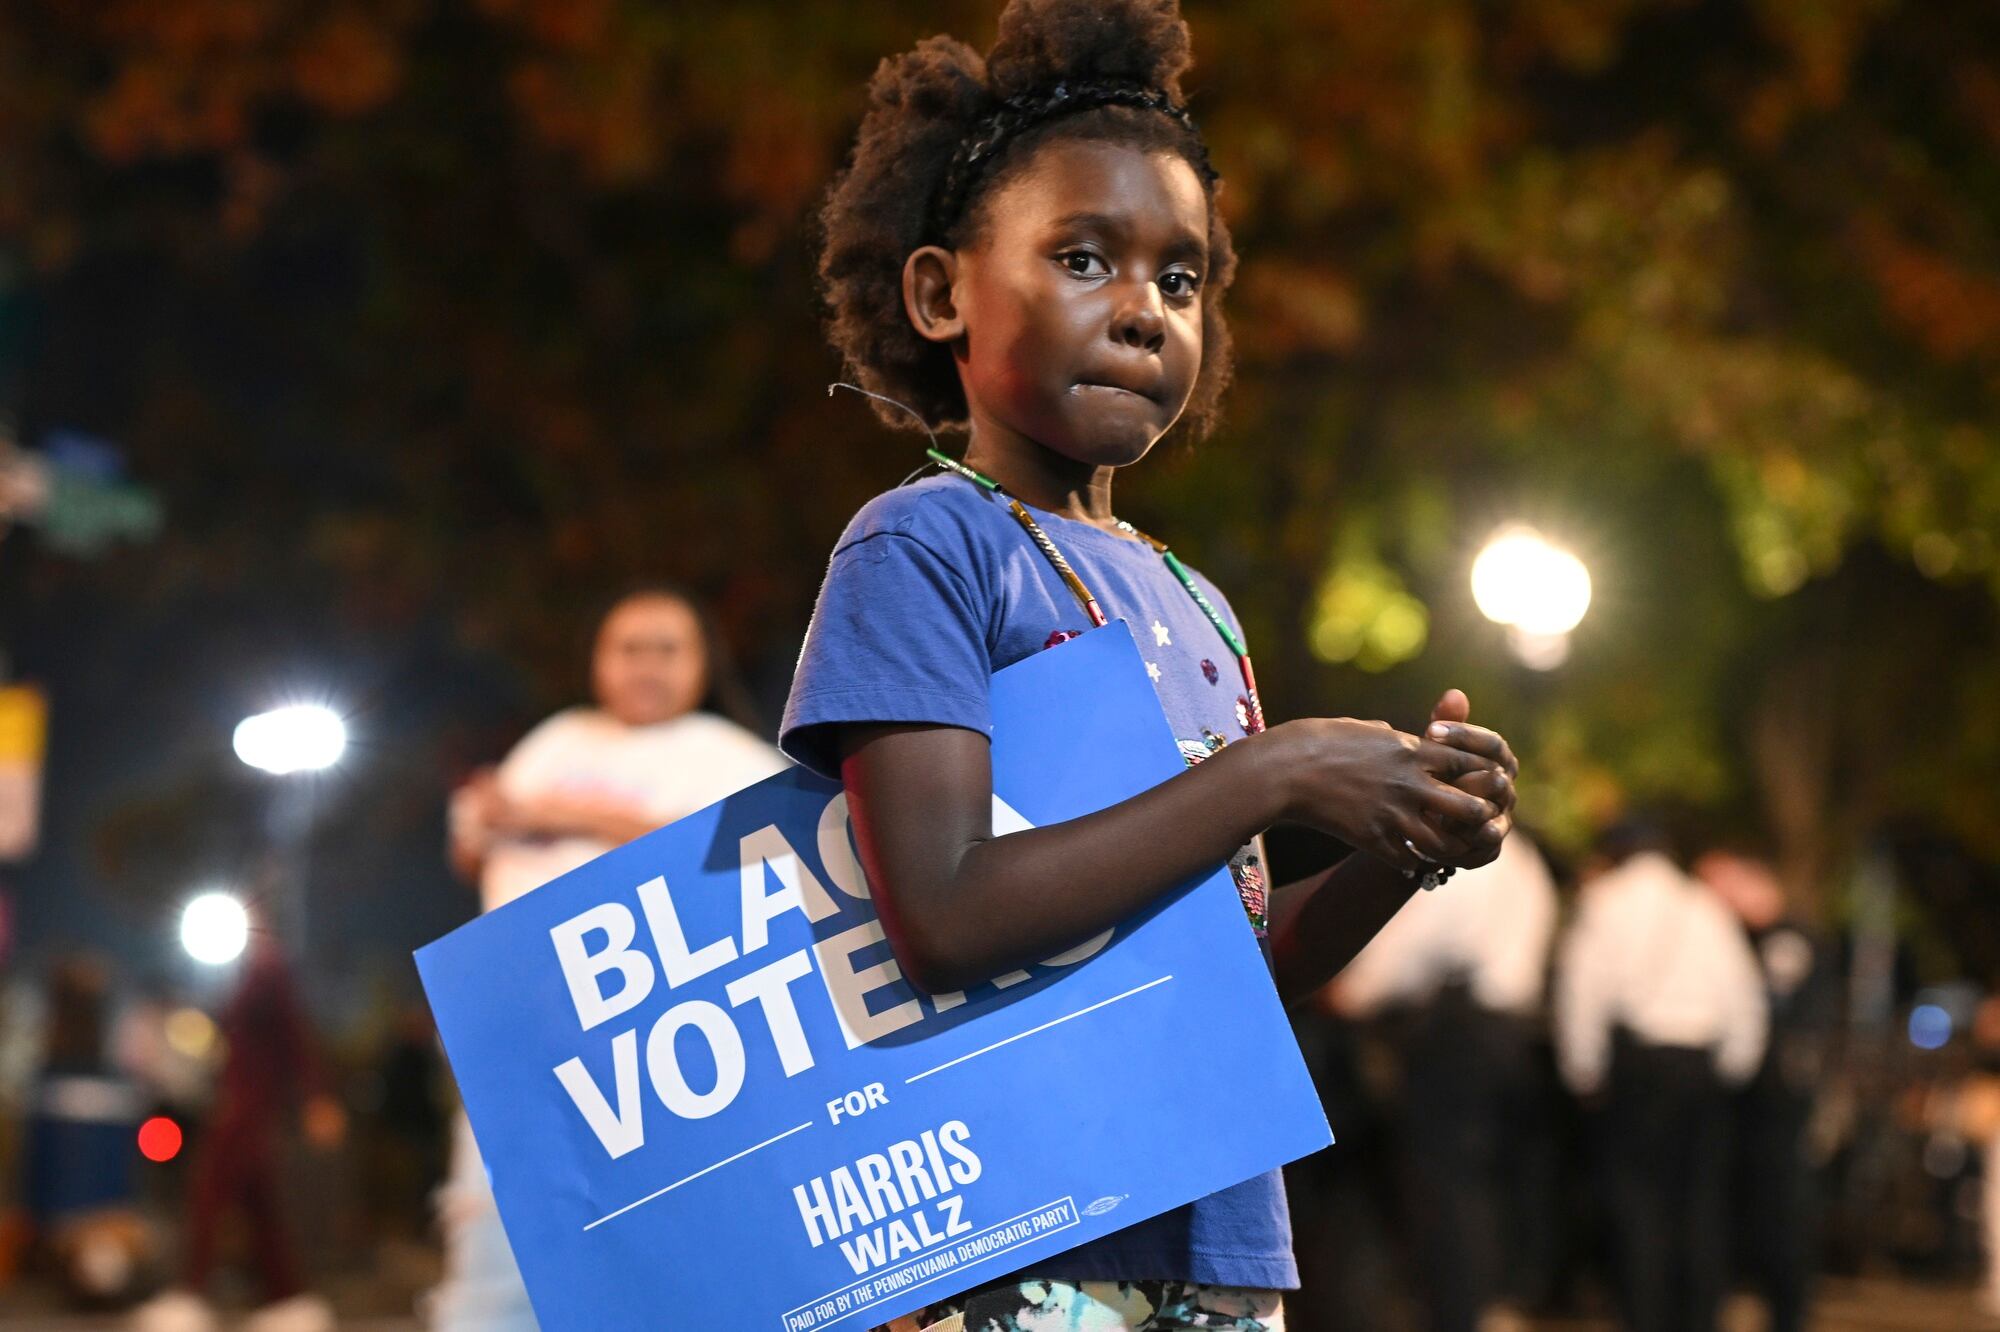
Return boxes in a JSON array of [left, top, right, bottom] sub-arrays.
[[1266, 858, 1421, 1005], [837, 716, 1505, 994]]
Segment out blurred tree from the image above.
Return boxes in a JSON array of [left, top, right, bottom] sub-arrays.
[[1, 0, 1996, 934]]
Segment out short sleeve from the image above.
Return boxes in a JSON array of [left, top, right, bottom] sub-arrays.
[[780, 532, 994, 778]]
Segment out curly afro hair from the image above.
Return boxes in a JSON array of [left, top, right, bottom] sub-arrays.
[[817, 0, 1237, 441]]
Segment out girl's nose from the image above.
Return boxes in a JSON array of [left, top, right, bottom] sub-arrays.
[[1113, 285, 1167, 353]]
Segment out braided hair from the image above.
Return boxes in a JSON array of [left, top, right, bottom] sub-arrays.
[[817, 0, 1237, 441]]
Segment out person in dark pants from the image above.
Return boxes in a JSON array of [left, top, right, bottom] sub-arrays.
[[1697, 847, 1831, 1332], [1285, 1004, 1412, 1331], [1333, 832, 1559, 1331], [1399, 986, 1550, 1331], [1554, 828, 1767, 1332], [23, 956, 154, 1304], [1598, 1037, 1734, 1332]]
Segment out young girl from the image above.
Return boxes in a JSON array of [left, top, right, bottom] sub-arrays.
[[783, 2, 1517, 1328]]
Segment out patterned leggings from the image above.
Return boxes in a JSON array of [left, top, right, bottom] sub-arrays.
[[902, 1279, 1284, 1331]]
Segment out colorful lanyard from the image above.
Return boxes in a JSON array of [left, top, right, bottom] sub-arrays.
[[925, 447, 1266, 735]]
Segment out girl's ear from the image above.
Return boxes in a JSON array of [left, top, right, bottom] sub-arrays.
[[902, 246, 965, 345]]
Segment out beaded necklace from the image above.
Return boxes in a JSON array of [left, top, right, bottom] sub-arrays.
[[922, 446, 1265, 736], [925, 443, 1455, 892]]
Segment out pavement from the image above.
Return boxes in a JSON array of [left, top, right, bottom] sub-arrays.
[[0, 1278, 1991, 1330], [0, 1321, 417, 1331]]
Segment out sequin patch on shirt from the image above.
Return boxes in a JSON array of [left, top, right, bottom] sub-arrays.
[[1176, 734, 1268, 937]]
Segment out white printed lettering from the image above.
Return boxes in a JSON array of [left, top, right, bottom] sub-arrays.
[[740, 826, 841, 954], [552, 1028, 645, 1158], [814, 919, 923, 1049], [643, 1000, 745, 1119], [550, 904, 656, 1032], [723, 949, 817, 1077], [636, 875, 738, 988]]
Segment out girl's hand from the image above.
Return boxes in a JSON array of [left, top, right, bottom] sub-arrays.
[[1263, 716, 1504, 875], [1423, 689, 1517, 870]]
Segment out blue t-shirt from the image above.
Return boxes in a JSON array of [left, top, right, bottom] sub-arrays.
[[779, 471, 1297, 1291]]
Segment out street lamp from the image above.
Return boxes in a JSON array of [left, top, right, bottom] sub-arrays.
[[180, 890, 249, 965], [1471, 526, 1592, 669], [232, 701, 347, 997], [232, 704, 347, 775]]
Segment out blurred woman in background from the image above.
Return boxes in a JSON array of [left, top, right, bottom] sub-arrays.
[[429, 585, 786, 1332]]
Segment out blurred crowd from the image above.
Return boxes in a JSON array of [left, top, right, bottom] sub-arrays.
[[1286, 825, 1999, 1331], [0, 946, 446, 1326]]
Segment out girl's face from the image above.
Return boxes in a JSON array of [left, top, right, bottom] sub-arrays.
[[946, 139, 1209, 465], [592, 594, 708, 728]]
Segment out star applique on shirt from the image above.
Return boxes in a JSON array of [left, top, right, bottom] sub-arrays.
[[1151, 619, 1172, 647], [1146, 660, 1163, 682]]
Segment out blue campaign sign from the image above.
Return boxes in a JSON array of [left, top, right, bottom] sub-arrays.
[[417, 622, 1332, 1332]]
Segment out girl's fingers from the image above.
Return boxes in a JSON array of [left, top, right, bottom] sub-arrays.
[[1415, 738, 1501, 782], [1437, 815, 1512, 869], [1451, 767, 1515, 811], [1414, 775, 1498, 826], [1425, 721, 1519, 778], [1388, 810, 1452, 870], [1429, 688, 1470, 727]]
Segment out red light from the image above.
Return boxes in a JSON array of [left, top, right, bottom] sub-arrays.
[[137, 1116, 183, 1163]]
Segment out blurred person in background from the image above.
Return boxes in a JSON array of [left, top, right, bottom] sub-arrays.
[[134, 927, 345, 1332], [0, 968, 44, 1285], [1330, 830, 1560, 1332], [1695, 844, 1834, 1332], [24, 956, 156, 1307], [1947, 997, 2000, 1316], [364, 1001, 447, 1243], [1553, 824, 1767, 1332], [1280, 1001, 1403, 1332], [429, 585, 786, 1332]]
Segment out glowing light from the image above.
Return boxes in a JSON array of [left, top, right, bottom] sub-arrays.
[[1909, 1003, 1952, 1051], [233, 704, 347, 775], [137, 1116, 183, 1163], [180, 892, 249, 966], [164, 1007, 218, 1060], [1507, 628, 1572, 670], [1471, 527, 1593, 636]]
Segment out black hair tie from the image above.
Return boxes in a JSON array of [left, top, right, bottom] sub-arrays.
[[929, 78, 1218, 242]]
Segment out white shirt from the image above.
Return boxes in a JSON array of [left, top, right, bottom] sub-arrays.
[[1553, 851, 1768, 1095], [1337, 832, 1559, 1019], [461, 708, 789, 912]]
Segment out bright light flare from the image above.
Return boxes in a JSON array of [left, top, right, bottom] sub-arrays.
[[180, 892, 249, 966], [1471, 527, 1593, 636], [233, 704, 347, 775]]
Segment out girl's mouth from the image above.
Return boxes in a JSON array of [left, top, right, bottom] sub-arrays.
[[1071, 382, 1153, 402]]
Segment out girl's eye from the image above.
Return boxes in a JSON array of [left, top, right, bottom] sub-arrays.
[[1058, 250, 1107, 277], [1160, 268, 1202, 298]]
